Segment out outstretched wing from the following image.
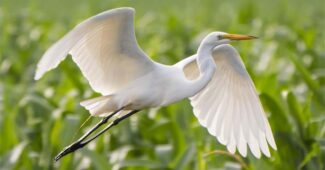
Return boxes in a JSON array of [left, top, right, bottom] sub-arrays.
[[35, 7, 155, 95], [183, 44, 276, 158]]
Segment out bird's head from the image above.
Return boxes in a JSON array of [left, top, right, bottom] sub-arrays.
[[202, 31, 257, 47]]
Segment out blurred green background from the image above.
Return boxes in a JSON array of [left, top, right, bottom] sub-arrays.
[[1, 0, 324, 169]]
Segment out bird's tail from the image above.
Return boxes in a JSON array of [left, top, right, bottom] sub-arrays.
[[80, 95, 117, 116]]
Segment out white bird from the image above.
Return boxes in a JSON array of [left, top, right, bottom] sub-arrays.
[[35, 7, 276, 160]]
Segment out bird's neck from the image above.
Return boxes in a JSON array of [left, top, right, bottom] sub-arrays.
[[188, 43, 216, 97], [197, 44, 215, 73]]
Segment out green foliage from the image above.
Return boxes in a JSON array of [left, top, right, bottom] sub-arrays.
[[1, 0, 324, 169]]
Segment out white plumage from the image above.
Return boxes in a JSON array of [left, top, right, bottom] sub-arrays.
[[35, 7, 276, 158], [184, 45, 277, 157], [35, 8, 153, 95]]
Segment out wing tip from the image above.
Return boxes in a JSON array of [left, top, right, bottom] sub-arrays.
[[110, 7, 135, 15], [91, 7, 135, 22], [266, 131, 277, 150], [239, 149, 247, 157], [252, 150, 262, 159], [34, 70, 42, 80], [226, 144, 236, 155], [270, 141, 277, 150], [264, 152, 271, 158]]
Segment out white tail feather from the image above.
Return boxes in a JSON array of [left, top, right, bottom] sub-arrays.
[[80, 95, 116, 116]]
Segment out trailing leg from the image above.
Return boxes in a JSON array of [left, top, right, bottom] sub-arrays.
[[54, 108, 139, 161]]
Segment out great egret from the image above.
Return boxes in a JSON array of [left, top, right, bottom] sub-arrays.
[[35, 7, 277, 161]]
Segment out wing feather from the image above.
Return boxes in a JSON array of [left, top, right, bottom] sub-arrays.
[[35, 8, 155, 95], [185, 44, 276, 158]]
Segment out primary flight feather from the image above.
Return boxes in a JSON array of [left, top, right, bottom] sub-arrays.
[[35, 7, 276, 158]]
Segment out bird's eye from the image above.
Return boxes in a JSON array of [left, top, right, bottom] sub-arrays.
[[218, 35, 224, 40]]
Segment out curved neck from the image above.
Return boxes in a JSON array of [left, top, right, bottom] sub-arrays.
[[197, 43, 215, 73], [187, 43, 216, 96]]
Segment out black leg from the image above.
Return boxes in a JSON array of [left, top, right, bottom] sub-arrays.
[[54, 108, 139, 162]]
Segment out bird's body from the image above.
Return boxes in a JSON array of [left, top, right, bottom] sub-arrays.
[[35, 7, 276, 159], [81, 54, 212, 114], [120, 63, 196, 108], [100, 63, 193, 110]]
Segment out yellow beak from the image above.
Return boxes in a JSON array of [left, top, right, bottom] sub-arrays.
[[222, 34, 258, 40]]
